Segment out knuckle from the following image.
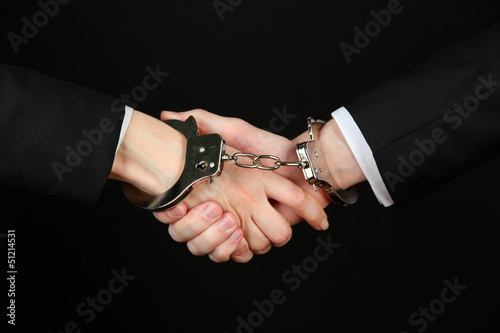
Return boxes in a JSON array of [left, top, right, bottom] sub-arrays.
[[168, 225, 183, 242], [209, 253, 229, 263], [232, 242, 250, 257], [209, 249, 231, 263], [187, 242, 205, 256], [192, 108, 208, 117], [152, 211, 168, 224], [184, 217, 201, 235], [232, 252, 253, 263], [272, 227, 292, 247], [251, 239, 272, 255], [232, 117, 245, 127]]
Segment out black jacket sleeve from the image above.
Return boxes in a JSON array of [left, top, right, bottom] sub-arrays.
[[0, 64, 125, 205], [346, 16, 500, 205]]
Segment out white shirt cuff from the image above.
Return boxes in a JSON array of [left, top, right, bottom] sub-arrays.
[[331, 107, 394, 207], [115, 106, 134, 153]]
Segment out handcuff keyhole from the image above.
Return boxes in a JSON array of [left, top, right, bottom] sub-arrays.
[[196, 161, 208, 170]]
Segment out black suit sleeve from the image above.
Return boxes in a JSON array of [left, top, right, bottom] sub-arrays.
[[0, 64, 125, 205], [346, 16, 500, 205]]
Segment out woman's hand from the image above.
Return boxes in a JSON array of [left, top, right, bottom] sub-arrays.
[[154, 109, 332, 262]]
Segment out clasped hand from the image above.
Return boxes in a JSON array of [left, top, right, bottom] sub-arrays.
[[153, 110, 331, 263]]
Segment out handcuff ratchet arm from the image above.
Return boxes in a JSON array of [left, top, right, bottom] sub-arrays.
[[122, 116, 225, 212]]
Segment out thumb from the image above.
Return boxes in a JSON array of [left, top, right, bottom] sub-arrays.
[[152, 202, 188, 224]]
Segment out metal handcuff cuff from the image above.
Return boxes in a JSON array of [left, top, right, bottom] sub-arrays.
[[123, 116, 359, 211]]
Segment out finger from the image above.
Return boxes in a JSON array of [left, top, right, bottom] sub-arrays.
[[230, 236, 254, 263], [161, 109, 260, 147], [161, 109, 239, 134], [153, 202, 188, 224], [252, 202, 293, 248], [207, 229, 245, 262], [167, 201, 223, 242], [240, 216, 273, 255], [265, 177, 329, 231], [186, 213, 238, 256], [271, 200, 303, 226]]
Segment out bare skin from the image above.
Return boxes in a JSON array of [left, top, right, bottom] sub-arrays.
[[109, 110, 329, 263], [154, 109, 366, 262]]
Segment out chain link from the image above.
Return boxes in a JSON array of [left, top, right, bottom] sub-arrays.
[[222, 153, 305, 171]]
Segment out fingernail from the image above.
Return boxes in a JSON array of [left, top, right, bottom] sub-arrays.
[[218, 214, 236, 231], [167, 205, 184, 218], [203, 204, 221, 220], [320, 218, 329, 231], [228, 230, 241, 242]]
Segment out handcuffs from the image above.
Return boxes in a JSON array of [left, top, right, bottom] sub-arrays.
[[123, 116, 358, 212]]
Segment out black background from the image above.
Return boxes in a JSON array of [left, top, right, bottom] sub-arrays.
[[1, 0, 500, 332]]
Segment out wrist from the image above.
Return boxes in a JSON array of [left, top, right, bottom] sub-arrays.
[[110, 111, 186, 195], [294, 123, 341, 190], [318, 119, 366, 190]]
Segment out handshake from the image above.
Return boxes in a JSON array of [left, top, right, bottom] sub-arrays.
[[110, 109, 367, 263]]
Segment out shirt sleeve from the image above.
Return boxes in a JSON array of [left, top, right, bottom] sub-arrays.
[[116, 106, 134, 152], [331, 107, 394, 207], [342, 16, 500, 205]]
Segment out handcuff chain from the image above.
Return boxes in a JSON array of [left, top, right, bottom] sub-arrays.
[[222, 153, 305, 171]]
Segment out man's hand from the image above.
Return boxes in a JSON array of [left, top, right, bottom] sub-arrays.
[[154, 109, 334, 262], [162, 109, 332, 219]]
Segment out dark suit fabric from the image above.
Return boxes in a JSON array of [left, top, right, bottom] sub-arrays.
[[0, 64, 124, 205], [347, 17, 500, 204]]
